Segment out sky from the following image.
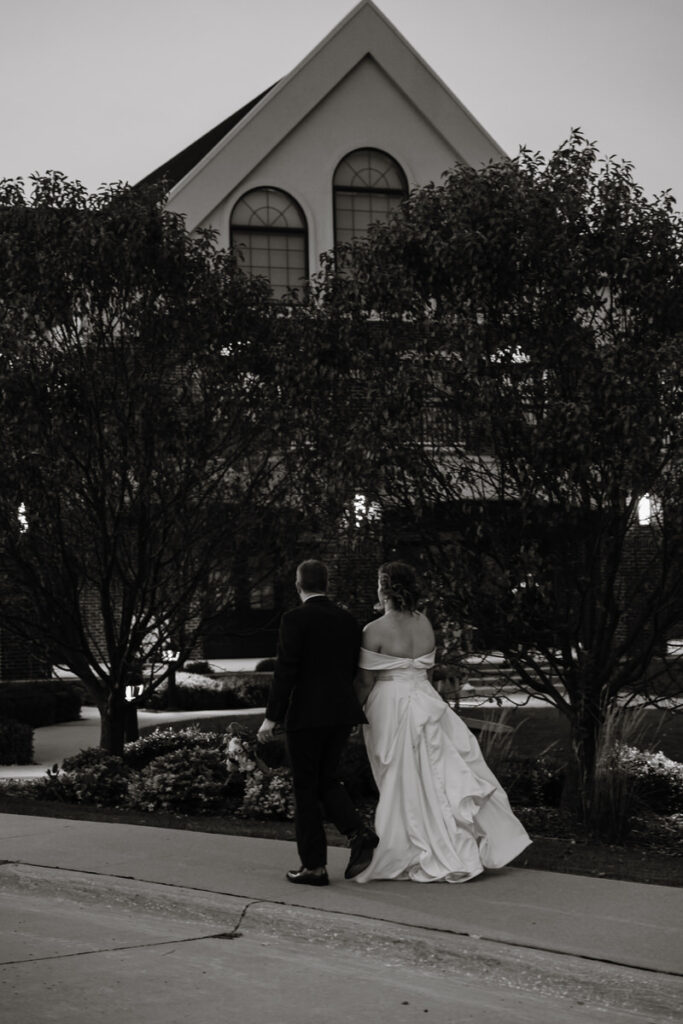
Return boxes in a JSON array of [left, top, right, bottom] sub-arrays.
[[2, 0, 682, 205]]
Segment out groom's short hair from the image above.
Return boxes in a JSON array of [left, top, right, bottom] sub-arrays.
[[297, 559, 328, 593]]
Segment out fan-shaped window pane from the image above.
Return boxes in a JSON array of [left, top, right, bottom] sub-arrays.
[[334, 149, 407, 246], [230, 187, 307, 300]]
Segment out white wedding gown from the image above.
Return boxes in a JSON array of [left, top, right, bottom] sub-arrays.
[[355, 648, 531, 883]]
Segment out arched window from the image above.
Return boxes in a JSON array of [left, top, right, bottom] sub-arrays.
[[333, 148, 408, 246], [230, 187, 308, 300]]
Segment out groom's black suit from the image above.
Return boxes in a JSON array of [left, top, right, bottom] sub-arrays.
[[266, 596, 367, 868]]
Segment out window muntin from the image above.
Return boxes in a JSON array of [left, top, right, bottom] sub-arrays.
[[334, 149, 408, 246], [230, 187, 308, 300]]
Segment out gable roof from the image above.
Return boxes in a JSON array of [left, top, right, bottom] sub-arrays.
[[138, 84, 277, 190], [155, 1, 506, 231]]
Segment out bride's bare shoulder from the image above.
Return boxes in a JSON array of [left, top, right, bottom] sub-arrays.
[[362, 617, 385, 651]]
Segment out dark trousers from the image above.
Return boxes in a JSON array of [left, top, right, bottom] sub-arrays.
[[286, 725, 363, 868]]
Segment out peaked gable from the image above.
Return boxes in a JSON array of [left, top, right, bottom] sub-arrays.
[[139, 85, 276, 191], [160, 1, 506, 232]]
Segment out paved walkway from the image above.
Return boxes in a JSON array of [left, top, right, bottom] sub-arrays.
[[1, 813, 681, 1023], [0, 706, 263, 779], [1, 706, 682, 1021]]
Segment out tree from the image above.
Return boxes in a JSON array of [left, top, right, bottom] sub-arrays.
[[309, 132, 683, 824], [0, 173, 308, 754]]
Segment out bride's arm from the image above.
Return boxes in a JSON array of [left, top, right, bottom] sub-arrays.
[[354, 666, 376, 707], [355, 622, 381, 706]]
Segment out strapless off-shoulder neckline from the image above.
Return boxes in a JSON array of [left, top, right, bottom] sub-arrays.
[[359, 647, 436, 670]]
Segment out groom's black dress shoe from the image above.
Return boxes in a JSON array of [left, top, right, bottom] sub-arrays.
[[345, 828, 380, 879], [286, 866, 329, 886]]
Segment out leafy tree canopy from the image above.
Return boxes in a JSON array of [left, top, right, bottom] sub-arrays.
[[307, 132, 683, 819]]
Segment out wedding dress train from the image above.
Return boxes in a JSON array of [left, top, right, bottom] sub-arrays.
[[355, 648, 531, 883]]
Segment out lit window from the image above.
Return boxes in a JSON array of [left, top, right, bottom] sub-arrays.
[[637, 494, 662, 526], [231, 188, 308, 300], [349, 493, 382, 529], [17, 503, 28, 533], [334, 149, 407, 246]]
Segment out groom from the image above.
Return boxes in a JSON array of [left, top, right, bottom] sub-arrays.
[[257, 559, 378, 885]]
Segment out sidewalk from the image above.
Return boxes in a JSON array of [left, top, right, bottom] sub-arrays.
[[1, 813, 681, 1024], [0, 705, 263, 779], [2, 705, 682, 1024], [1, 811, 681, 974]]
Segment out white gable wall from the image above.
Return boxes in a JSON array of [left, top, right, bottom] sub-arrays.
[[197, 56, 469, 266], [166, 2, 506, 280]]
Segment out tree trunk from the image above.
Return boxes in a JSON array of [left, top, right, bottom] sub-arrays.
[[98, 688, 138, 755], [165, 662, 179, 710], [124, 701, 139, 743], [560, 700, 603, 827], [99, 691, 126, 756]]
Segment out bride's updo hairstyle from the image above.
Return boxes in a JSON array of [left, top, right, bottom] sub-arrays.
[[378, 561, 420, 613]]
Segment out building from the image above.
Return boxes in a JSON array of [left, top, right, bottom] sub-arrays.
[[142, 0, 505, 298], [138, 0, 508, 658]]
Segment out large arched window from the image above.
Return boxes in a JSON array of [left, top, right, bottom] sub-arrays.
[[230, 187, 308, 300], [333, 148, 408, 246]]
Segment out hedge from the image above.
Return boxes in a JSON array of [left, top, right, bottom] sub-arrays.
[[0, 680, 82, 728], [0, 717, 33, 765]]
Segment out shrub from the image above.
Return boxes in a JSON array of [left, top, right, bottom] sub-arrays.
[[141, 672, 271, 711], [52, 683, 82, 723], [240, 768, 294, 820], [616, 744, 683, 814], [0, 717, 33, 765], [231, 675, 271, 707], [127, 746, 239, 815], [254, 658, 276, 672], [226, 725, 293, 820], [498, 755, 565, 808], [49, 748, 131, 807], [0, 680, 81, 727], [123, 726, 224, 770], [0, 683, 56, 728], [225, 724, 294, 819], [0, 776, 53, 800], [590, 704, 671, 842], [183, 660, 214, 675]]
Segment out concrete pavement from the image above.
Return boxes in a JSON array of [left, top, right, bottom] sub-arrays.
[[0, 706, 262, 780], [0, 812, 681, 1023], [1, 706, 682, 1021]]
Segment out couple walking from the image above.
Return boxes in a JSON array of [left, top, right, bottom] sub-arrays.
[[257, 559, 530, 885]]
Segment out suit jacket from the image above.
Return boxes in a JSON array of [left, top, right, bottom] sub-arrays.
[[265, 596, 366, 731]]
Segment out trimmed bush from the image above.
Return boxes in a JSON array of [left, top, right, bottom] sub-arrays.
[[616, 744, 683, 814], [48, 748, 131, 807], [0, 684, 56, 728], [0, 776, 52, 800], [127, 746, 240, 815], [0, 680, 82, 727], [141, 672, 271, 711], [123, 726, 224, 770], [52, 684, 82, 723], [254, 658, 276, 672], [0, 717, 33, 765], [183, 660, 214, 675]]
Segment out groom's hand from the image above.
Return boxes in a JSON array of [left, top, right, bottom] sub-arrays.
[[257, 718, 279, 744]]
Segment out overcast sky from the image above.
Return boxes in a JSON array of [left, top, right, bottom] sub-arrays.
[[2, 0, 681, 205]]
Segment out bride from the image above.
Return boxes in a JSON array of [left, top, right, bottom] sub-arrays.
[[354, 561, 531, 884]]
